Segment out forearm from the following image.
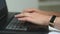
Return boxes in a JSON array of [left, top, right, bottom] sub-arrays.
[[53, 17, 60, 30], [40, 10, 60, 29], [39, 10, 60, 17], [45, 15, 60, 30]]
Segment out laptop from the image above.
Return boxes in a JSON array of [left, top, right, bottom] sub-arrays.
[[0, 0, 49, 34]]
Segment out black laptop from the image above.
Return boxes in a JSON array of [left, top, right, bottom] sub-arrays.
[[0, 0, 49, 34]]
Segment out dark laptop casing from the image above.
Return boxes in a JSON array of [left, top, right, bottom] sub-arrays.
[[0, 0, 8, 30]]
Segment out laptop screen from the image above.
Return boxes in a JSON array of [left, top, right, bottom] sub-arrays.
[[0, 0, 8, 17], [0, 0, 8, 30]]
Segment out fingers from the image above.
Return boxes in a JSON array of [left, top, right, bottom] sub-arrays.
[[15, 13, 36, 24], [15, 13, 31, 18], [15, 14, 25, 18], [17, 17, 33, 23], [15, 13, 33, 22], [18, 18, 26, 21]]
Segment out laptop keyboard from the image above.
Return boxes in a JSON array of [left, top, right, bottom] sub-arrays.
[[0, 12, 49, 34], [6, 12, 27, 31], [7, 12, 16, 23]]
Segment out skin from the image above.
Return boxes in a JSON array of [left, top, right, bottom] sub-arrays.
[[15, 8, 60, 30], [54, 17, 60, 30], [22, 8, 60, 17]]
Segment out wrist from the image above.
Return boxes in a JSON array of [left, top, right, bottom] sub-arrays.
[[49, 15, 56, 27], [43, 15, 52, 26], [49, 16, 60, 30]]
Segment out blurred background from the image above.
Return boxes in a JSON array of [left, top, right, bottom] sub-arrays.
[[6, 0, 60, 12], [39, 0, 60, 12], [6, 0, 38, 12]]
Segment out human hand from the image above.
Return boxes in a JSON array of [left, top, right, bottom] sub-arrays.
[[15, 11, 51, 26]]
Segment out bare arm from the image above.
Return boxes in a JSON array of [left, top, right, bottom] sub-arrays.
[[53, 17, 60, 30], [40, 11, 60, 30], [39, 11, 60, 17]]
